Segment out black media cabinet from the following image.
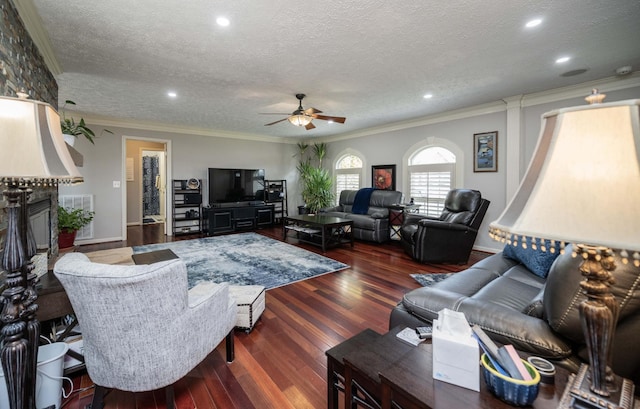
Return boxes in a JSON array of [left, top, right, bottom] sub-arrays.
[[207, 204, 274, 235]]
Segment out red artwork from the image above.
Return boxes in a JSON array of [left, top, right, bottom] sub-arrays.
[[372, 165, 395, 190]]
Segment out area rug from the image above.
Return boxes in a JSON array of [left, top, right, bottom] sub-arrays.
[[132, 232, 349, 289], [410, 272, 453, 287]]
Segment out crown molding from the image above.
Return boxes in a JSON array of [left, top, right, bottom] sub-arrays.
[[521, 73, 640, 107], [72, 113, 292, 144], [321, 100, 507, 143], [12, 0, 63, 75]]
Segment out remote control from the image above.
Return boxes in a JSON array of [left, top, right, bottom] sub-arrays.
[[415, 326, 432, 339]]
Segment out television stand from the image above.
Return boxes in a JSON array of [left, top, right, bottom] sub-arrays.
[[207, 203, 274, 235]]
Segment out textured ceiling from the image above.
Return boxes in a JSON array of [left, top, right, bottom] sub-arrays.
[[22, 0, 640, 140]]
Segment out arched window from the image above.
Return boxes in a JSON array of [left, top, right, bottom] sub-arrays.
[[408, 147, 456, 216], [335, 153, 363, 204]]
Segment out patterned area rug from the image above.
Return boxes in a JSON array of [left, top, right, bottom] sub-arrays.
[[410, 272, 453, 287], [132, 232, 349, 289]]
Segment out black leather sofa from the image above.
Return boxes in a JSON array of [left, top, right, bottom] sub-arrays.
[[320, 189, 403, 243], [400, 189, 489, 264], [389, 244, 640, 387]]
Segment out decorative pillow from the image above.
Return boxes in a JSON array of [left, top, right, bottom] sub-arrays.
[[502, 238, 560, 279]]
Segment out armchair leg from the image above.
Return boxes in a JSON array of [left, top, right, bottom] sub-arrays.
[[88, 385, 106, 409], [165, 384, 175, 409], [226, 331, 235, 363]]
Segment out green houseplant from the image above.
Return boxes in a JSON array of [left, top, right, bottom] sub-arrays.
[[296, 142, 334, 214], [58, 206, 94, 248], [60, 100, 112, 144]]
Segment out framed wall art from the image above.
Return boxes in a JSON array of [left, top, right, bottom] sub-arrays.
[[372, 164, 396, 190], [473, 131, 498, 172]]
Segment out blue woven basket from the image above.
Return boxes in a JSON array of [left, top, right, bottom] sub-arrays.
[[481, 353, 541, 406]]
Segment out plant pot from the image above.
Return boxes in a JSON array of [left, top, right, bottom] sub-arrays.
[[298, 205, 310, 215], [63, 134, 75, 146], [58, 230, 77, 249]]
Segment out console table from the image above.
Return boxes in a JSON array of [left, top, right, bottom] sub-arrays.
[[207, 204, 274, 235], [328, 326, 570, 409]]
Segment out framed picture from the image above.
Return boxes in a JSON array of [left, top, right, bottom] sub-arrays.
[[372, 164, 396, 190], [473, 131, 498, 172]]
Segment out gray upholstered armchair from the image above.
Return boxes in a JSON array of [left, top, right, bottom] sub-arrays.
[[400, 189, 489, 263], [53, 252, 237, 409]]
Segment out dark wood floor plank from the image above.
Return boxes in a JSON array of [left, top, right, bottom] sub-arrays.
[[60, 224, 488, 408]]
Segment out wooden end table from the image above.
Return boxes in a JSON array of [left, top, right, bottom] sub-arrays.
[[329, 326, 571, 409]]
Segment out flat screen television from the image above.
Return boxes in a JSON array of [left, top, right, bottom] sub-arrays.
[[208, 168, 265, 204]]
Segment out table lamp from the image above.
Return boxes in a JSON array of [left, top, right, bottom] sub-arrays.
[[489, 91, 639, 408], [0, 93, 83, 409]]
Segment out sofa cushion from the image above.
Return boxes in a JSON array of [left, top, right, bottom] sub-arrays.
[[502, 239, 560, 278]]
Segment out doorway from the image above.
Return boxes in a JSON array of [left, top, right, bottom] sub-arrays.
[[141, 150, 166, 224], [123, 137, 172, 239]]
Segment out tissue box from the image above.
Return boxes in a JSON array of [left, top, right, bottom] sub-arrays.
[[432, 313, 480, 391]]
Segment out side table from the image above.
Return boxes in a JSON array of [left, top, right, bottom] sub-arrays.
[[388, 204, 420, 240], [379, 341, 570, 409], [325, 329, 382, 409]]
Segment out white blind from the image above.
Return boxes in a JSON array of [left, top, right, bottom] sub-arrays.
[[335, 173, 360, 205], [409, 164, 454, 217]]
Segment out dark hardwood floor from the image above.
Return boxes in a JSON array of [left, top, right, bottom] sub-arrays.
[[62, 223, 489, 409]]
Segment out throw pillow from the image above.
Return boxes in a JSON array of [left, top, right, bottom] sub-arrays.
[[502, 238, 560, 278]]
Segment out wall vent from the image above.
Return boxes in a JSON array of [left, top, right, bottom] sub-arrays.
[[59, 194, 94, 240]]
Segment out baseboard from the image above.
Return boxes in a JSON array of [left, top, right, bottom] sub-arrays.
[[74, 236, 124, 245]]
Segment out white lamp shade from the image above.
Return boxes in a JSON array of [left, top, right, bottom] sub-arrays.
[[490, 99, 640, 253], [0, 96, 83, 184]]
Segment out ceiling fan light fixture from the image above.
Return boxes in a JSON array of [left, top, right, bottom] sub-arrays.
[[288, 114, 313, 126]]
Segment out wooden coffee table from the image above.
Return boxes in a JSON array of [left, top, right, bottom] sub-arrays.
[[283, 214, 353, 252]]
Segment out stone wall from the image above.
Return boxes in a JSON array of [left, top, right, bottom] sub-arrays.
[[1, 0, 59, 257], [0, 0, 57, 104]]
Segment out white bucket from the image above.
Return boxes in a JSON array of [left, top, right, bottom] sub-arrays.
[[0, 342, 70, 409]]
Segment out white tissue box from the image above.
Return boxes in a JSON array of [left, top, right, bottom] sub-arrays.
[[432, 312, 480, 391]]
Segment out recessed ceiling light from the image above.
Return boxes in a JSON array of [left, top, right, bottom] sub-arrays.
[[423, 93, 433, 99], [167, 92, 177, 98], [216, 17, 230, 27], [525, 19, 542, 28], [556, 56, 571, 64]]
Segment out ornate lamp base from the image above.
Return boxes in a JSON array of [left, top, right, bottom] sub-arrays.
[[559, 364, 635, 409]]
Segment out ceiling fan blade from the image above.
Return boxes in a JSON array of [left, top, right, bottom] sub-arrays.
[[264, 117, 289, 126], [311, 114, 346, 124], [260, 113, 292, 115], [305, 122, 316, 130], [304, 107, 322, 115]]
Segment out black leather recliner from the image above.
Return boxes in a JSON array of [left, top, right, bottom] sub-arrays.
[[400, 189, 490, 264]]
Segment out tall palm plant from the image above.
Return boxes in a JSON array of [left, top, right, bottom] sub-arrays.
[[296, 142, 334, 213]]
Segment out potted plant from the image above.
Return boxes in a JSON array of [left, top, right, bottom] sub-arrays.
[[296, 142, 334, 214], [60, 100, 112, 145], [58, 206, 94, 248]]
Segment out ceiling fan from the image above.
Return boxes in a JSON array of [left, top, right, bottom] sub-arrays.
[[262, 94, 346, 130]]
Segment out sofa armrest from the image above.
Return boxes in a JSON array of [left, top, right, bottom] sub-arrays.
[[403, 213, 438, 225]]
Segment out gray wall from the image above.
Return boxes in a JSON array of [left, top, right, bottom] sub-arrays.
[[60, 79, 639, 250], [60, 127, 294, 242]]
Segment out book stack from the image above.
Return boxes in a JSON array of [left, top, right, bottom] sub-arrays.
[[471, 325, 532, 381]]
